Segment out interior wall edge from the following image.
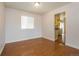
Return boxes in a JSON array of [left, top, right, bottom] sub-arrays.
[[0, 44, 5, 55], [0, 2, 5, 55], [43, 36, 54, 41], [66, 43, 79, 50], [5, 35, 42, 44]]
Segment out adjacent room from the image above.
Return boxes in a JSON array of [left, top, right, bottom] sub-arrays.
[[0, 2, 79, 56]]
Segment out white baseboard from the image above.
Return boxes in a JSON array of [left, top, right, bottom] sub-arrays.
[[4, 36, 79, 52], [6, 35, 42, 44], [66, 43, 79, 49], [0, 44, 5, 55], [43, 36, 54, 41], [43, 36, 79, 49]]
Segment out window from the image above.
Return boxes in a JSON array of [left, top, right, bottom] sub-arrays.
[[21, 16, 34, 29]]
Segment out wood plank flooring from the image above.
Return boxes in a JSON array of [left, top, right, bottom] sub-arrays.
[[1, 38, 79, 56]]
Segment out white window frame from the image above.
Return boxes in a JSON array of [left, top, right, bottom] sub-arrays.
[[21, 16, 34, 29]]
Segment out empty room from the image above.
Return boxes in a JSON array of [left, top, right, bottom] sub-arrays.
[[0, 2, 79, 56]]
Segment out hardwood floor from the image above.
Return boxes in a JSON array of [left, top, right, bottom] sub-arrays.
[[1, 38, 79, 56]]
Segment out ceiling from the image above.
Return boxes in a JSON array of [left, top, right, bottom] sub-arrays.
[[5, 2, 71, 14]]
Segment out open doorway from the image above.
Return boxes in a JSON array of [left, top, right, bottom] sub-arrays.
[[54, 12, 66, 45]]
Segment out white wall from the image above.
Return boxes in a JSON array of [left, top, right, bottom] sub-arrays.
[[5, 3, 79, 49], [0, 3, 5, 54], [42, 13, 55, 41], [5, 8, 42, 43], [42, 3, 79, 49]]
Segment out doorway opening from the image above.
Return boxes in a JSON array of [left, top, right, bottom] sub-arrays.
[[54, 12, 66, 46]]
